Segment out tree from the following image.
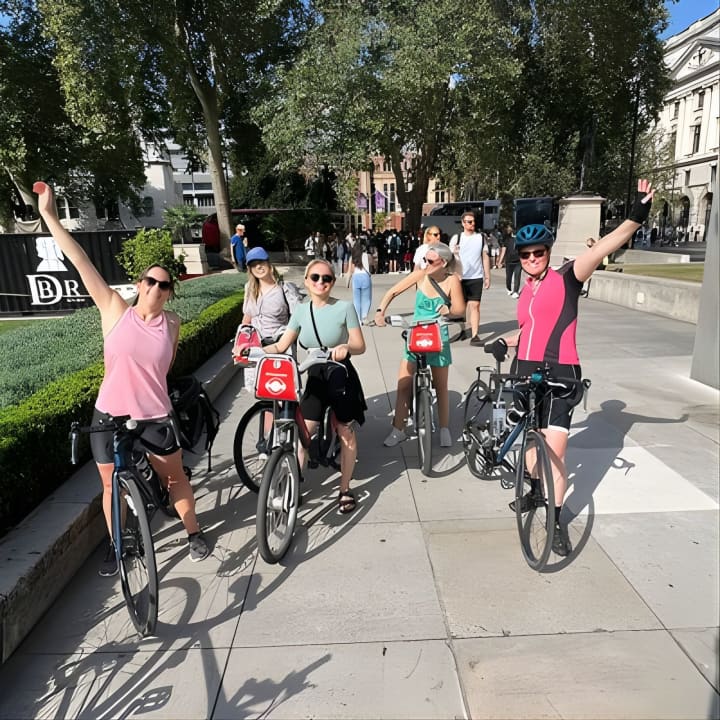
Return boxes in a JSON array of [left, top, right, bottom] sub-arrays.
[[0, 1, 145, 224], [255, 0, 520, 231], [38, 0, 309, 250], [467, 0, 672, 202]]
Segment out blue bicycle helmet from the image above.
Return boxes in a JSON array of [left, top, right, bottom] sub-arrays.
[[515, 224, 555, 248]]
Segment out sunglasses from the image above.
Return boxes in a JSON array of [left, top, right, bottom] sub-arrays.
[[463, 219, 475, 224], [308, 273, 334, 284], [425, 257, 442, 265], [143, 276, 172, 291], [519, 248, 548, 260], [428, 231, 440, 236]]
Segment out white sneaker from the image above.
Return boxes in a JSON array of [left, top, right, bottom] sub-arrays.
[[440, 427, 452, 447], [506, 289, 512, 296], [383, 427, 407, 447], [511, 292, 520, 299]]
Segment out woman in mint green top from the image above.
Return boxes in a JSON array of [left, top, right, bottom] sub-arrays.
[[263, 259, 367, 514], [375, 243, 465, 449]]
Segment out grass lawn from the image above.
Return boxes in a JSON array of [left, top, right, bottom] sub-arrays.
[[606, 263, 705, 283], [0, 319, 35, 335]]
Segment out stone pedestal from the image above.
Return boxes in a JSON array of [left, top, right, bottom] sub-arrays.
[[174, 243, 209, 275], [553, 194, 604, 265]]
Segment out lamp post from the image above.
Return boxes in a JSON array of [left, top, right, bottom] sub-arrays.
[[625, 75, 641, 218]]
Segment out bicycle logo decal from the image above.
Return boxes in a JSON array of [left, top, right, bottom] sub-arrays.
[[263, 378, 288, 395]]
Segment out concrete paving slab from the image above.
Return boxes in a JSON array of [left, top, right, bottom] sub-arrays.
[[215, 640, 467, 720], [425, 518, 662, 638], [563, 445, 719, 516], [587, 511, 719, 629], [453, 630, 720, 720], [408, 467, 514, 522], [0, 649, 102, 720], [68, 647, 228, 720], [234, 522, 446, 647], [670, 627, 720, 691]]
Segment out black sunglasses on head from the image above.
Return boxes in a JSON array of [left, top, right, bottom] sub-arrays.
[[308, 273, 334, 284], [144, 276, 172, 291]]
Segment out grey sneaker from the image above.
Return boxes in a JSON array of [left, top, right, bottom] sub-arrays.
[[188, 531, 210, 562]]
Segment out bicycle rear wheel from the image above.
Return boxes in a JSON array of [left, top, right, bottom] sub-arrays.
[[117, 472, 158, 636], [233, 400, 274, 493], [256, 447, 300, 563], [515, 430, 555, 571], [462, 379, 495, 479], [415, 384, 433, 476]]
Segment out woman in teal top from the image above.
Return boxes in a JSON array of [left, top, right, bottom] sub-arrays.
[[375, 243, 465, 449], [262, 259, 367, 514]]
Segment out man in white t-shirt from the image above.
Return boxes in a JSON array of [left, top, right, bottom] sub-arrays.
[[449, 211, 491, 345]]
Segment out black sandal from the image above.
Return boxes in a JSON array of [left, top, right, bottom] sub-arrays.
[[338, 490, 356, 514]]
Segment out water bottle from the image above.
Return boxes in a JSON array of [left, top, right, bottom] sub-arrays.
[[492, 400, 506, 437]]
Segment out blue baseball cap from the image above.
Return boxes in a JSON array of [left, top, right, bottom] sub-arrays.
[[245, 247, 269, 264]]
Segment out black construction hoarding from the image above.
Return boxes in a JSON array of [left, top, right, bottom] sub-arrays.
[[0, 231, 133, 314]]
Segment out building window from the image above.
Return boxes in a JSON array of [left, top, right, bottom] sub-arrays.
[[196, 195, 215, 207], [434, 190, 446, 204], [672, 101, 679, 119], [383, 158, 392, 173], [684, 169, 691, 187], [691, 125, 701, 154], [383, 183, 396, 212], [696, 91, 705, 110], [711, 165, 717, 187]]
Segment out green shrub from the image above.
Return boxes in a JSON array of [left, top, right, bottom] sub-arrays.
[[0, 288, 244, 536], [115, 227, 185, 281], [0, 273, 244, 410]]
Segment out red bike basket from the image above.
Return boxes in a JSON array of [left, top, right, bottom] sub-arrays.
[[255, 356, 300, 402], [408, 322, 442, 353]]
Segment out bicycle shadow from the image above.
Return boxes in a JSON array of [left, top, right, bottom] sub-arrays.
[[542, 399, 689, 573]]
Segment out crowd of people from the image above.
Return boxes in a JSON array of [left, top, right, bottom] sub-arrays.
[[34, 175, 653, 571]]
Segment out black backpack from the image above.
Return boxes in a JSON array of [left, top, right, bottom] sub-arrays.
[[168, 376, 220, 472]]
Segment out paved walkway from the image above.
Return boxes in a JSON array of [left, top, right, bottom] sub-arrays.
[[0, 269, 718, 720]]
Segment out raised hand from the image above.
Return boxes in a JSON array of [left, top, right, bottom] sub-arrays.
[[32, 181, 58, 219], [628, 178, 655, 224]]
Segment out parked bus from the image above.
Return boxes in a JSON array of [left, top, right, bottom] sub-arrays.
[[420, 200, 500, 241]]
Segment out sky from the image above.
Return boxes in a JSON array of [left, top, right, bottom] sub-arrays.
[[662, 0, 719, 38]]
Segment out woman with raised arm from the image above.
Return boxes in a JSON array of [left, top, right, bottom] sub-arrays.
[[262, 258, 366, 514], [375, 243, 465, 449], [33, 181, 209, 575], [491, 178, 655, 557]]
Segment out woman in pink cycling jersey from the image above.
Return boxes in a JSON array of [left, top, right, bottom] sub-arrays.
[[495, 178, 654, 557]]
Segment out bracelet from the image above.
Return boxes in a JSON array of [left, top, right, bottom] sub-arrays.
[[376, 308, 383, 313]]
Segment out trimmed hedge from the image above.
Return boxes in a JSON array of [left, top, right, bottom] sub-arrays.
[[0, 291, 244, 537], [0, 273, 245, 410]]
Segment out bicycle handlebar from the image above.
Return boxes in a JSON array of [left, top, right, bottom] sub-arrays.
[[69, 415, 179, 465]]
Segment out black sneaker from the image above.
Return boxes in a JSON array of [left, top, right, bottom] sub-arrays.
[[470, 335, 483, 346], [98, 541, 118, 577], [188, 531, 210, 562], [552, 522, 572, 557], [509, 492, 535, 513]]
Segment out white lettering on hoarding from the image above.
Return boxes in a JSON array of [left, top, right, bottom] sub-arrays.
[[27, 274, 83, 306]]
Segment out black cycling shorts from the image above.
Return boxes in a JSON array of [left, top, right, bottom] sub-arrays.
[[461, 278, 485, 301], [513, 360, 583, 433], [90, 408, 180, 464]]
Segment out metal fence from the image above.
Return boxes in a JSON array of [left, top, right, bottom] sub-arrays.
[[0, 230, 133, 315]]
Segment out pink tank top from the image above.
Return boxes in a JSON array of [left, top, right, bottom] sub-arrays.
[[95, 307, 174, 419]]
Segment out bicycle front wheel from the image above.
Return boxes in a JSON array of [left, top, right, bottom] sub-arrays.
[[256, 447, 300, 564], [462, 379, 495, 479], [515, 430, 555, 571], [117, 472, 158, 636], [233, 400, 274, 493], [416, 384, 433, 476]]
